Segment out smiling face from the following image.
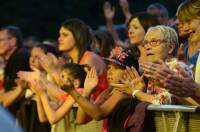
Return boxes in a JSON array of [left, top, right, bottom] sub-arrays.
[[107, 63, 124, 84], [58, 27, 76, 52], [143, 30, 172, 62], [175, 19, 191, 38], [128, 18, 146, 46], [29, 47, 44, 69]]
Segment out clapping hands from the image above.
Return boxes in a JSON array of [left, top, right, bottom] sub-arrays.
[[111, 66, 145, 95]]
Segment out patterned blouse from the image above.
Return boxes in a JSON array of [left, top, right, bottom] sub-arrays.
[[146, 58, 193, 104]]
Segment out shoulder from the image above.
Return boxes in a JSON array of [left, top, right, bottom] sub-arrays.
[[83, 51, 105, 65]]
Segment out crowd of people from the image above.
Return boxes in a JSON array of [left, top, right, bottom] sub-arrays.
[[0, 0, 200, 132]]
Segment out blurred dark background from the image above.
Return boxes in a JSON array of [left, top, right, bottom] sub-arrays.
[[0, 0, 182, 40]]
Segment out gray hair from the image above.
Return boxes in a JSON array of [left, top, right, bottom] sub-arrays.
[[147, 3, 169, 18], [144, 25, 179, 56]]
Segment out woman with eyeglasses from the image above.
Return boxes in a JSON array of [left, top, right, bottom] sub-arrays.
[[121, 25, 196, 105]]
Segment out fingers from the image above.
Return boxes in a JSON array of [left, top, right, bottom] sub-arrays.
[[178, 67, 190, 78], [103, 1, 111, 10], [126, 66, 136, 79], [47, 53, 58, 64], [30, 66, 40, 72], [131, 66, 140, 77], [87, 67, 97, 78], [109, 83, 126, 88]]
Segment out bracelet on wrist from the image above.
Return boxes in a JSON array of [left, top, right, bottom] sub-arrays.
[[132, 90, 141, 98]]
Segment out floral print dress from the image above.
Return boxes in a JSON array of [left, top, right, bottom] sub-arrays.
[[146, 58, 193, 104]]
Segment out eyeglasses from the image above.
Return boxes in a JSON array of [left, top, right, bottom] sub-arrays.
[[142, 39, 168, 47]]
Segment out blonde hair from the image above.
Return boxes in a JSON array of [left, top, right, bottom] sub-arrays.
[[177, 0, 200, 22], [144, 25, 179, 56]]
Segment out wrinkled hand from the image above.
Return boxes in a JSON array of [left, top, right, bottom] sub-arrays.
[[83, 67, 99, 96], [103, 1, 115, 21], [158, 67, 199, 97], [140, 60, 168, 80]]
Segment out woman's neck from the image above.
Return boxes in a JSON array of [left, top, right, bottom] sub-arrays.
[[188, 32, 200, 56], [67, 48, 79, 63]]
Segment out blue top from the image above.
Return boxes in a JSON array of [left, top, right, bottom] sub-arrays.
[[184, 43, 200, 66], [0, 105, 22, 132]]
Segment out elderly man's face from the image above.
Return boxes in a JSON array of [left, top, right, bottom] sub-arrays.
[[142, 30, 173, 62]]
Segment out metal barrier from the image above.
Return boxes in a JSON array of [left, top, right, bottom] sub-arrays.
[[147, 105, 200, 132]]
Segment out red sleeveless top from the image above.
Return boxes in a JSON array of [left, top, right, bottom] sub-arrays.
[[80, 51, 108, 100]]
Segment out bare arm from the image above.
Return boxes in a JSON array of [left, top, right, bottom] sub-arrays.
[[41, 77, 67, 98], [35, 95, 48, 122], [134, 91, 155, 103], [40, 92, 75, 124], [0, 86, 24, 107], [103, 1, 120, 42], [76, 88, 113, 124], [119, 0, 132, 23], [68, 87, 126, 121]]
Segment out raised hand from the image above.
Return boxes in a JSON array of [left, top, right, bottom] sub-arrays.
[[38, 52, 57, 73], [119, 0, 131, 22], [114, 66, 145, 95], [83, 67, 99, 96], [110, 46, 123, 58], [119, 0, 129, 9], [17, 66, 41, 86], [160, 67, 198, 97], [31, 80, 46, 96], [103, 1, 115, 21], [140, 60, 168, 80]]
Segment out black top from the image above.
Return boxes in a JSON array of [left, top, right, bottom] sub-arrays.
[[4, 48, 30, 91], [107, 98, 140, 132]]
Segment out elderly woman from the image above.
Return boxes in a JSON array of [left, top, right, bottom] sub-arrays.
[[122, 25, 194, 105]]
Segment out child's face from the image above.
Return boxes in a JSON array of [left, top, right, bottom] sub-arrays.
[[29, 47, 44, 69], [107, 63, 124, 84], [60, 69, 79, 89]]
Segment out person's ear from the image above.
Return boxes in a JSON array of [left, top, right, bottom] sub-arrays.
[[73, 79, 80, 88], [168, 44, 175, 55]]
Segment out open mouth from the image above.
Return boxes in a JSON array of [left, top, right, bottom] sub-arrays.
[[146, 53, 154, 56]]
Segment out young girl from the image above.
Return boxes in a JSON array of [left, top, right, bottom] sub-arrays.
[[31, 64, 102, 132], [60, 47, 141, 132], [17, 43, 61, 132]]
